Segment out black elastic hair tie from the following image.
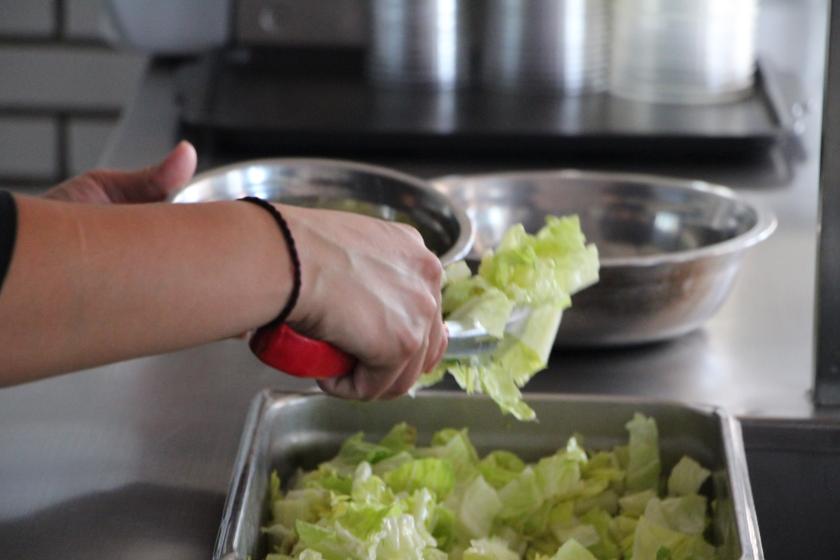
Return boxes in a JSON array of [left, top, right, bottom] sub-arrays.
[[239, 197, 301, 328]]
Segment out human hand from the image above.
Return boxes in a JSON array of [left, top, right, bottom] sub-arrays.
[[40, 140, 447, 398], [280, 205, 447, 401], [43, 141, 197, 204]]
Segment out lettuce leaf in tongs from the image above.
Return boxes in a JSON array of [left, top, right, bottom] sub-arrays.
[[416, 216, 599, 421]]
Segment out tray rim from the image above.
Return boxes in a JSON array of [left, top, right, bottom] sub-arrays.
[[214, 389, 763, 560]]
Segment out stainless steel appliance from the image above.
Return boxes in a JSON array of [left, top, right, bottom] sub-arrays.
[[814, 3, 840, 405]]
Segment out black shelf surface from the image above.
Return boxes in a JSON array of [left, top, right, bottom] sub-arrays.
[[176, 49, 790, 161]]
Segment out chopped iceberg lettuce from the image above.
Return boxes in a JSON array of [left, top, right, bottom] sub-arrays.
[[263, 414, 720, 560], [667, 456, 711, 497]]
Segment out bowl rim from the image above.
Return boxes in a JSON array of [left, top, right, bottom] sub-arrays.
[[431, 168, 777, 267], [169, 157, 475, 266]]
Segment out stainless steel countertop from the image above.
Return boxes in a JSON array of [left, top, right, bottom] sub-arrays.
[[0, 1, 834, 558]]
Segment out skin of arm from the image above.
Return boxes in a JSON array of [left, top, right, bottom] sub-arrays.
[[0, 142, 446, 397], [1, 195, 294, 384]]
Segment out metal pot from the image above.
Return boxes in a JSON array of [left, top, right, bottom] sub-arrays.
[[367, 0, 471, 90], [610, 0, 758, 104], [481, 0, 609, 94]]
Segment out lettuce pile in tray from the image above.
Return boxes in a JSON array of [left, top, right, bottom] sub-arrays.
[[414, 216, 600, 422], [263, 414, 720, 560]]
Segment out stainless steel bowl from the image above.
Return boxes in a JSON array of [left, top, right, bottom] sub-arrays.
[[432, 170, 776, 346], [169, 158, 474, 265]]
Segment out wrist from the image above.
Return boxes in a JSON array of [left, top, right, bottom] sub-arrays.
[[236, 199, 296, 327], [270, 203, 311, 326], [240, 198, 302, 328]]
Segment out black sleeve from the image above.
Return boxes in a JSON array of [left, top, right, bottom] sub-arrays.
[[0, 191, 18, 293]]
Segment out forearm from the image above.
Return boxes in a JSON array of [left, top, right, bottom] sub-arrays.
[[0, 195, 292, 384]]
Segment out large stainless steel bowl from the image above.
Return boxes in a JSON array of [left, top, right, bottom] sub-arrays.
[[169, 158, 473, 265], [432, 170, 776, 346]]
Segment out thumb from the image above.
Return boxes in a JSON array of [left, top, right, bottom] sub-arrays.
[[97, 140, 198, 203]]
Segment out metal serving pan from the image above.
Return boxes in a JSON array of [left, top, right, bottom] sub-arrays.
[[214, 391, 762, 559]]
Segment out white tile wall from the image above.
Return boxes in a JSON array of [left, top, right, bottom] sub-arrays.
[[0, 0, 146, 187], [65, 0, 107, 40], [0, 117, 58, 179], [0, 0, 56, 37], [0, 47, 144, 110]]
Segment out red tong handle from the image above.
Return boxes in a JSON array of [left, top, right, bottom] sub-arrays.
[[249, 323, 356, 379]]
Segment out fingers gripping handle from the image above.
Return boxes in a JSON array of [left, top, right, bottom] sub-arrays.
[[249, 324, 356, 379]]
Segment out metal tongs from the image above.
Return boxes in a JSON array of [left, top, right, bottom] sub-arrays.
[[249, 308, 531, 379]]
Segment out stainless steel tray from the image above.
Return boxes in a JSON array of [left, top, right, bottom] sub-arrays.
[[214, 391, 763, 559]]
